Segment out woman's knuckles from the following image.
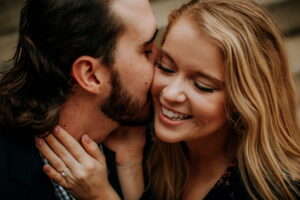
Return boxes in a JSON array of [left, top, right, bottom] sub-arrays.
[[74, 171, 89, 181], [83, 161, 96, 171]]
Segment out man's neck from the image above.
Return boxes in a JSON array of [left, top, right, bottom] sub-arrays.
[[58, 94, 119, 143]]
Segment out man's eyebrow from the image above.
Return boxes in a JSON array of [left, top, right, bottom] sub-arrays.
[[143, 29, 158, 47]]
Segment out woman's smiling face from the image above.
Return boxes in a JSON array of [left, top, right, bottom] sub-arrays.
[[152, 17, 229, 143]]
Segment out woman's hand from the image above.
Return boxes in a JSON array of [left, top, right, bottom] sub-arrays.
[[103, 126, 146, 200], [35, 126, 120, 200], [103, 126, 146, 167]]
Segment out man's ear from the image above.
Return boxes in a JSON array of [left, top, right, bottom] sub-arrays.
[[71, 56, 107, 94]]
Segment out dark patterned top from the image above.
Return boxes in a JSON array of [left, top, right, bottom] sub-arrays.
[[104, 128, 300, 200], [141, 160, 252, 200], [202, 160, 251, 200]]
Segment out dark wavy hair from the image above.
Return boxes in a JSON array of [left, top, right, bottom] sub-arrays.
[[0, 0, 124, 137]]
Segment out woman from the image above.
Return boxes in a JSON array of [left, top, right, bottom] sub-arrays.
[[145, 0, 300, 199], [37, 0, 300, 199]]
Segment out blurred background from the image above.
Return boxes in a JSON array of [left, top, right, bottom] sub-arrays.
[[0, 0, 299, 116]]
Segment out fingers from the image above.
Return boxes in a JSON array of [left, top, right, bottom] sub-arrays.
[[35, 137, 71, 172], [43, 164, 67, 187], [36, 135, 80, 173], [51, 126, 89, 163], [81, 134, 105, 163], [36, 130, 114, 200]]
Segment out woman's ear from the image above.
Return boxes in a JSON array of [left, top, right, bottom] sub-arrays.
[[71, 56, 107, 94]]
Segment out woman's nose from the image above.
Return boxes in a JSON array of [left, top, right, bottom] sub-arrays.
[[161, 79, 186, 103]]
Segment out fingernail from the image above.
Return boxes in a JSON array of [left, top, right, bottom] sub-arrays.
[[35, 137, 44, 147], [53, 126, 60, 134], [40, 131, 50, 138], [84, 134, 91, 144], [43, 165, 50, 173]]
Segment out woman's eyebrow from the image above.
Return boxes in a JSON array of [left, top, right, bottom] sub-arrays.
[[160, 49, 178, 67]]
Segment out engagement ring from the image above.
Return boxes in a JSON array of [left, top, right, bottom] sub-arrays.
[[61, 169, 69, 177]]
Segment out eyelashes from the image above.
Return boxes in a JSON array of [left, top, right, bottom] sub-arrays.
[[156, 62, 215, 93], [156, 63, 175, 73], [193, 82, 215, 93]]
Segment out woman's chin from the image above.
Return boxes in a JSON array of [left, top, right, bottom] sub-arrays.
[[154, 130, 182, 144]]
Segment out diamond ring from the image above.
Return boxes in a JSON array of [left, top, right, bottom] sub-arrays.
[[61, 169, 69, 177]]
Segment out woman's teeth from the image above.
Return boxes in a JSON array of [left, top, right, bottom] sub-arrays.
[[162, 107, 192, 121]]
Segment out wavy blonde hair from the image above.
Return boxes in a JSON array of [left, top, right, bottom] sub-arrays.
[[146, 0, 300, 199]]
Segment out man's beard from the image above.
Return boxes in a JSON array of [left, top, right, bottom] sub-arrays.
[[101, 68, 152, 126]]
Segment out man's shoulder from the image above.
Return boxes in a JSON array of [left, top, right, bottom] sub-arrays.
[[0, 126, 35, 148], [0, 127, 10, 165], [0, 126, 37, 171], [0, 126, 58, 200], [0, 126, 13, 152], [0, 126, 41, 176]]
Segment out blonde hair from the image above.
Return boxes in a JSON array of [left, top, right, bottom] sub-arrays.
[[146, 0, 300, 199]]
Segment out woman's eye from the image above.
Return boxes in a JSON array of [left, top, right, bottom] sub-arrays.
[[194, 81, 215, 93], [156, 63, 174, 73]]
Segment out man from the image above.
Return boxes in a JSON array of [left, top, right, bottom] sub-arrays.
[[0, 0, 158, 199]]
